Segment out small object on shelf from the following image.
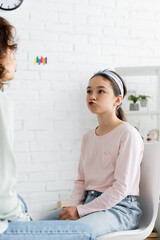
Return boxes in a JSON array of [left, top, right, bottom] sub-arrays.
[[139, 95, 151, 107], [128, 94, 140, 111], [146, 129, 159, 143], [129, 103, 139, 111]]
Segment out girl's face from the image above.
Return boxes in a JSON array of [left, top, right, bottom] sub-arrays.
[[2, 48, 16, 81], [86, 76, 122, 115]]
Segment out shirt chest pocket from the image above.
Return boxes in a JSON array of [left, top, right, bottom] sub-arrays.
[[102, 152, 114, 169]]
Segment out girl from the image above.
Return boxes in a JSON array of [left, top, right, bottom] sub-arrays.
[[42, 69, 144, 237], [0, 16, 31, 234]]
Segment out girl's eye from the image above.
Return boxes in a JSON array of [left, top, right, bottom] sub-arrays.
[[87, 90, 92, 94], [98, 90, 105, 94]]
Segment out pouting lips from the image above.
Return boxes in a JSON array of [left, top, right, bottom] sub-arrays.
[[88, 102, 95, 105]]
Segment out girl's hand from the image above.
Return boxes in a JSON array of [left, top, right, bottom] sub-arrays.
[[59, 206, 80, 220]]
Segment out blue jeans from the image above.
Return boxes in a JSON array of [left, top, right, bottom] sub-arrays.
[[0, 195, 95, 240], [0, 221, 96, 240], [41, 190, 142, 237]]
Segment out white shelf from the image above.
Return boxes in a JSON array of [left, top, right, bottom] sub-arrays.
[[115, 65, 160, 76], [125, 111, 159, 116]]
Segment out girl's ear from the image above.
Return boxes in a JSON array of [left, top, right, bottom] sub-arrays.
[[114, 95, 123, 107]]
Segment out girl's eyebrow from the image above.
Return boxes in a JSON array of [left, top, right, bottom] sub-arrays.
[[87, 86, 106, 89]]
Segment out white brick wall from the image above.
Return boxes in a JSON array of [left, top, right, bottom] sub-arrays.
[[1, 0, 160, 219]]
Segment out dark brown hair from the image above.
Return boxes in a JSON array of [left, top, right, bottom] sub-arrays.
[[90, 70, 127, 121], [0, 17, 17, 84]]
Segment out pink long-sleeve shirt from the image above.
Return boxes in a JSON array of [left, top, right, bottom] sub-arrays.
[[70, 122, 144, 217]]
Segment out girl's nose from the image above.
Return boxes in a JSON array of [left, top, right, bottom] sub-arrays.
[[90, 93, 96, 100]]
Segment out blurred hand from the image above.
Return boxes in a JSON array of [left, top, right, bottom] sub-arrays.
[[59, 206, 80, 220]]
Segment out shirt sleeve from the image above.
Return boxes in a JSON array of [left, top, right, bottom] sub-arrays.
[[69, 135, 86, 206], [77, 129, 144, 217], [0, 93, 31, 222]]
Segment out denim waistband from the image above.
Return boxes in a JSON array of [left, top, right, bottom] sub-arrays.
[[123, 195, 137, 202], [86, 190, 137, 202]]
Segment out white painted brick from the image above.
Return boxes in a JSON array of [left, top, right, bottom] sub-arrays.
[[52, 81, 81, 91], [45, 141, 61, 151], [14, 143, 29, 152], [16, 182, 45, 193], [30, 31, 58, 41], [51, 43, 74, 52], [22, 80, 51, 90], [45, 160, 75, 172], [74, 25, 102, 35], [41, 201, 57, 212], [14, 131, 35, 142], [86, 15, 115, 26], [75, 43, 101, 54], [29, 141, 44, 152], [29, 172, 59, 182], [29, 192, 59, 202], [1, 9, 29, 21], [103, 27, 130, 38], [14, 120, 22, 130], [75, 63, 102, 73], [17, 30, 29, 40], [24, 101, 53, 111], [116, 0, 142, 9], [32, 152, 61, 163], [142, 0, 160, 11], [16, 20, 45, 31], [59, 13, 86, 25], [15, 70, 39, 80], [139, 57, 160, 66], [14, 109, 38, 120], [40, 72, 69, 81], [28, 203, 44, 212], [8, 90, 39, 101], [60, 33, 88, 45], [19, 40, 52, 52], [18, 163, 46, 173], [54, 102, 79, 112], [24, 120, 53, 130], [45, 23, 73, 33], [114, 56, 140, 67], [35, 0, 75, 13], [35, 131, 64, 142], [47, 180, 74, 191], [59, 191, 72, 201], [75, 3, 102, 14], [30, 12, 58, 22], [58, 170, 76, 181], [130, 29, 154, 39], [89, 0, 115, 7], [70, 72, 91, 82], [116, 38, 140, 47], [17, 173, 29, 183]]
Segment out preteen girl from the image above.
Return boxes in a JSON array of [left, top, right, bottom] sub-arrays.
[[41, 69, 144, 237]]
